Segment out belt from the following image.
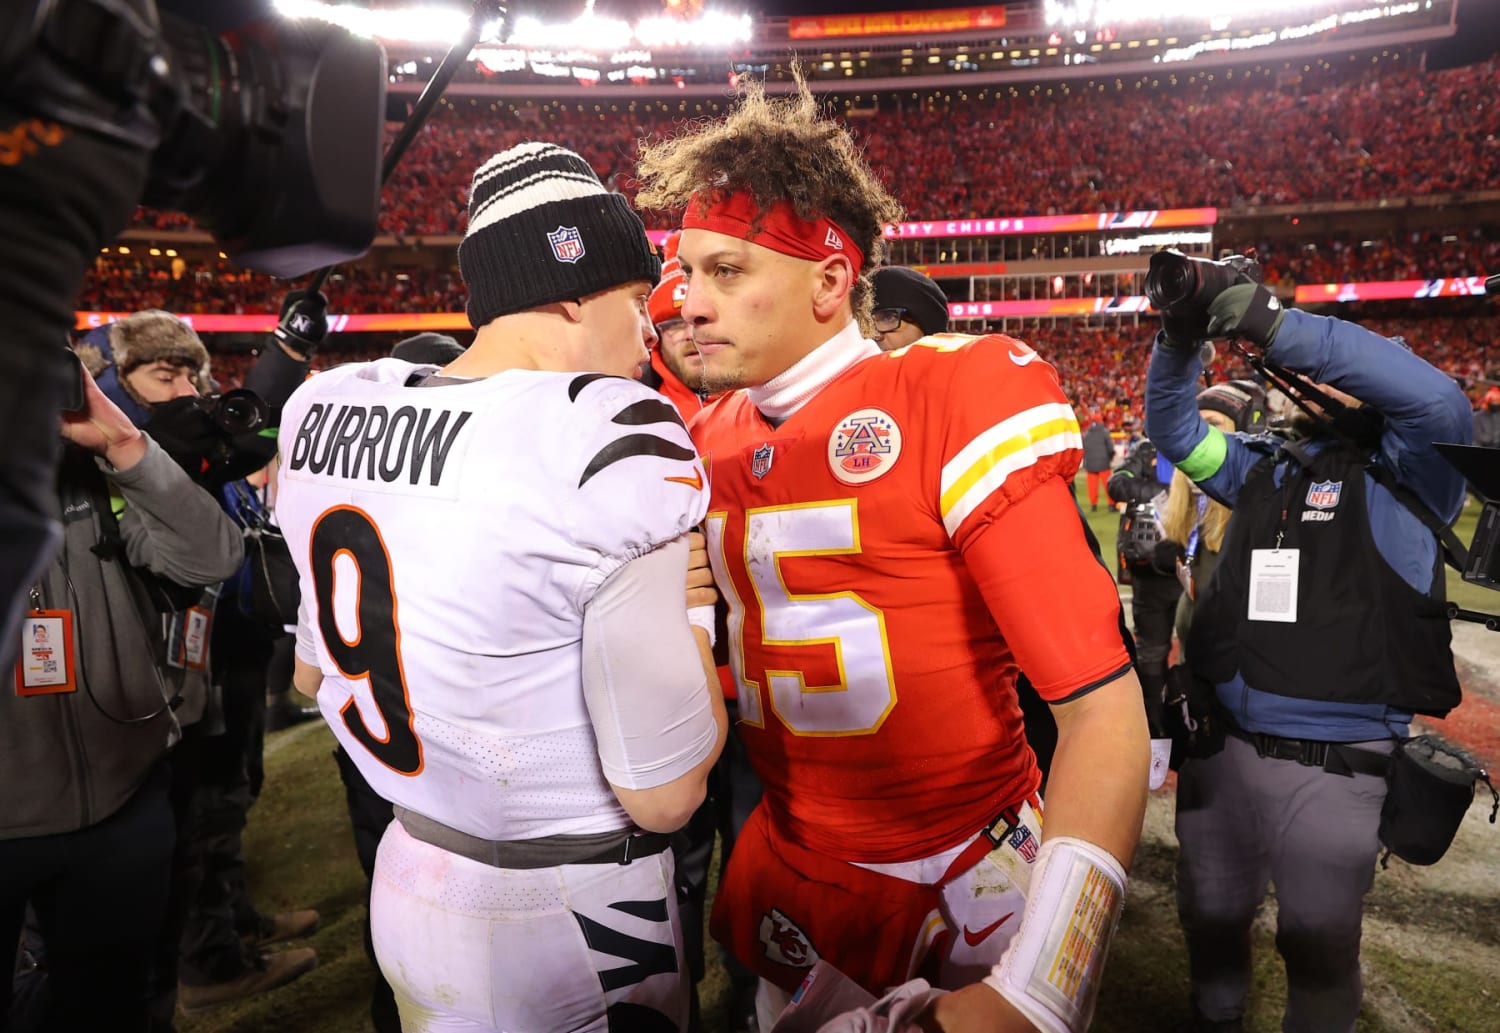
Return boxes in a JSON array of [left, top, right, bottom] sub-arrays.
[[1224, 724, 1392, 778], [394, 807, 671, 869]]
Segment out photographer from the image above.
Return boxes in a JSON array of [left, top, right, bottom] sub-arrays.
[[1109, 429, 1183, 753], [72, 305, 324, 1021], [2, 359, 242, 1033], [1144, 271, 1472, 1033]]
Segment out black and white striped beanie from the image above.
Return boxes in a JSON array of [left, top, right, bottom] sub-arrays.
[[458, 142, 661, 329]]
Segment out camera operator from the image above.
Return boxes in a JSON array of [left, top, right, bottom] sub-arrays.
[[1, 356, 242, 1033], [0, 102, 151, 672], [1144, 270, 1472, 1033], [69, 304, 325, 1021]]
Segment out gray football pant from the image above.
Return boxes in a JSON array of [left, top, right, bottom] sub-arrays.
[[1174, 733, 1391, 1033]]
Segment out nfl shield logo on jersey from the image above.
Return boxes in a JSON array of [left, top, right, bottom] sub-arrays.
[[547, 225, 586, 264], [1008, 825, 1039, 863], [751, 443, 775, 480], [1305, 480, 1342, 509], [759, 908, 820, 969]]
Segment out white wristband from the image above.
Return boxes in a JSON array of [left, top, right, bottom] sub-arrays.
[[982, 836, 1127, 1033], [686, 604, 716, 648]]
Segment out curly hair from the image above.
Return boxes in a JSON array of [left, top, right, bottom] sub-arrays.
[[634, 71, 904, 323]]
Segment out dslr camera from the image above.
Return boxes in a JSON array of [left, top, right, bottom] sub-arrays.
[[0, 0, 386, 278], [194, 388, 268, 436], [1145, 249, 1263, 314]]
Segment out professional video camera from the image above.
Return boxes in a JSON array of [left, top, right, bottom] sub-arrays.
[[0, 0, 386, 278]]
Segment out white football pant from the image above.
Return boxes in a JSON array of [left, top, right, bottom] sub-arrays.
[[371, 821, 689, 1032]]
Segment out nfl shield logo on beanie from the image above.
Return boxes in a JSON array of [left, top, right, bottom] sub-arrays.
[[548, 226, 585, 264], [457, 142, 660, 328]]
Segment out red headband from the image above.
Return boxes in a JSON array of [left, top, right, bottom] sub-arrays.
[[681, 189, 865, 275]]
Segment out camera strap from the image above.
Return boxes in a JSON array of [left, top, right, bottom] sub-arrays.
[[1239, 348, 1469, 574], [1364, 462, 1470, 574]]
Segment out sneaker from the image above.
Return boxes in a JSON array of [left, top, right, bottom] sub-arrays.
[[178, 948, 317, 1015], [243, 909, 321, 948]]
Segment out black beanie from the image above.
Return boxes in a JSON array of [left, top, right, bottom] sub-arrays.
[[391, 332, 465, 365], [1197, 379, 1268, 432], [870, 265, 950, 335], [458, 142, 661, 329]]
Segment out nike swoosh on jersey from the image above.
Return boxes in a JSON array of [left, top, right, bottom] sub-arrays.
[[663, 468, 704, 490], [961, 911, 1015, 947], [1008, 347, 1038, 367]]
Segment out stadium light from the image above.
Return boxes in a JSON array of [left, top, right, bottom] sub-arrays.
[[274, 0, 475, 44], [1045, 0, 1408, 29], [635, 12, 753, 48], [277, 0, 751, 53], [508, 12, 633, 52]]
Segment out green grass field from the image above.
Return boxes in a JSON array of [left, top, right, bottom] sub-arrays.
[[181, 473, 1500, 1033]]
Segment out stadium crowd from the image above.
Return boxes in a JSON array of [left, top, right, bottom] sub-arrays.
[[1254, 231, 1500, 288], [79, 228, 1498, 317], [194, 314, 1498, 438], [125, 56, 1499, 238]]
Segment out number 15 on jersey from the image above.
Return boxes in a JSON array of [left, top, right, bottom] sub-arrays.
[[704, 500, 897, 738]]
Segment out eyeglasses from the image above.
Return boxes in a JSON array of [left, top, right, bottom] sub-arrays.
[[872, 307, 911, 334]]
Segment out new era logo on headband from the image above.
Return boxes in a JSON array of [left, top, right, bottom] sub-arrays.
[[547, 226, 586, 264], [824, 227, 844, 251]]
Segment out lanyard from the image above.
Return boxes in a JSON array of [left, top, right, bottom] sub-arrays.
[[1185, 493, 1208, 561]]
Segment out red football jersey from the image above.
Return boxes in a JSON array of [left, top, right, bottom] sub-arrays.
[[693, 332, 1129, 863]]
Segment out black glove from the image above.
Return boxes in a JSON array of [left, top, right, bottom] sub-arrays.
[[145, 398, 273, 489], [1206, 283, 1286, 348], [1152, 538, 1186, 577], [1158, 306, 1211, 352], [273, 289, 330, 355]]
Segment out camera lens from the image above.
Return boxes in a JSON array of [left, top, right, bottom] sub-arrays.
[[1145, 251, 1198, 312], [211, 389, 267, 435]]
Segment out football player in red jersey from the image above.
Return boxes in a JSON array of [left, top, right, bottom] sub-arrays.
[[635, 77, 1150, 1033]]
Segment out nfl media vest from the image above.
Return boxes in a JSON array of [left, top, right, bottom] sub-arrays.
[[1187, 441, 1460, 717]]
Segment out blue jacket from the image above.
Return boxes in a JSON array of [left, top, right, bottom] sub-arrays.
[[1145, 310, 1472, 741]]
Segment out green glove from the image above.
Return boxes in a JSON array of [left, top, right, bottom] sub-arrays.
[[1206, 283, 1285, 347]]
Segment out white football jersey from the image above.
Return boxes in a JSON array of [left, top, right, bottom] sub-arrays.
[[275, 359, 709, 840]]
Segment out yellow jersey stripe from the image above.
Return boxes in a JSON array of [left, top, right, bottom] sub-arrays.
[[940, 403, 1082, 535]]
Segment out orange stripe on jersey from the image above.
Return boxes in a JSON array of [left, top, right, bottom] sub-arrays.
[[940, 402, 1082, 536]]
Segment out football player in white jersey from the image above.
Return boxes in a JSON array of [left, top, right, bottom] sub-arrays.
[[275, 143, 727, 1033]]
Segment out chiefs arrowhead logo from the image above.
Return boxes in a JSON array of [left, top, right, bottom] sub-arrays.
[[759, 908, 819, 969]]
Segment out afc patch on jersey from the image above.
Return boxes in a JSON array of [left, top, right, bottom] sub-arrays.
[[759, 907, 820, 969], [828, 407, 903, 485]]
